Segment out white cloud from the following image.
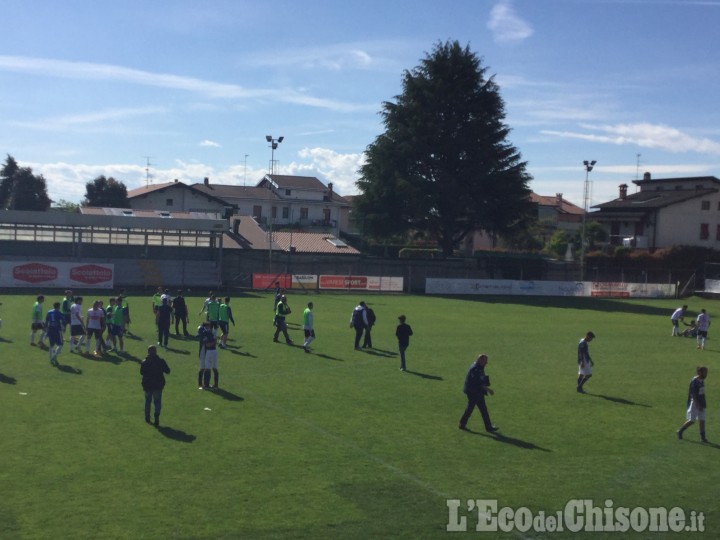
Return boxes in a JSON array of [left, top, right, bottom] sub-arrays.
[[542, 123, 720, 155], [0, 55, 369, 112], [199, 140, 221, 148], [488, 1, 533, 44], [10, 106, 167, 131]]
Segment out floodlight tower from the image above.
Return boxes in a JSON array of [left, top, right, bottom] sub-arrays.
[[266, 135, 284, 174], [580, 160, 596, 281]]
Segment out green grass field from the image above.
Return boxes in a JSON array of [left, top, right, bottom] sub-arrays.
[[1, 290, 718, 539]]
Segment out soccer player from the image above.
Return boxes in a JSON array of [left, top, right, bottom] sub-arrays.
[[349, 301, 368, 350], [151, 287, 163, 316], [396, 315, 414, 371], [218, 297, 235, 349], [45, 301, 64, 366], [61, 290, 74, 334], [671, 305, 688, 336], [273, 295, 293, 344], [118, 289, 132, 336], [302, 302, 315, 353], [577, 331, 595, 393], [69, 297, 86, 353], [156, 297, 172, 349], [85, 300, 104, 355], [677, 366, 708, 442], [459, 354, 498, 433], [172, 289, 190, 336], [206, 294, 220, 336], [696, 309, 711, 350], [197, 321, 219, 389], [109, 298, 125, 353], [30, 295, 46, 346]]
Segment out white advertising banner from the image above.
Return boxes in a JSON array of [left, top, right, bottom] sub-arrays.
[[426, 278, 676, 298], [0, 261, 114, 288], [704, 279, 720, 294]]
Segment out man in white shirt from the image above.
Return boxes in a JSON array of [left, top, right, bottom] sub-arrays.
[[671, 305, 687, 336], [86, 300, 104, 355], [69, 297, 86, 353], [696, 308, 711, 350]]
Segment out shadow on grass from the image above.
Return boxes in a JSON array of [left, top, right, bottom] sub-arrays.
[[118, 352, 142, 364], [157, 425, 196, 443], [227, 348, 258, 358], [404, 370, 443, 381], [464, 429, 552, 452], [85, 353, 122, 365], [208, 388, 244, 401], [166, 347, 190, 355], [370, 347, 397, 356], [57, 364, 83, 375], [432, 294, 673, 317], [0, 373, 17, 384], [684, 439, 720, 449], [0, 336, 13, 343], [359, 349, 395, 358], [123, 333, 144, 341], [586, 393, 652, 407], [313, 352, 344, 362]]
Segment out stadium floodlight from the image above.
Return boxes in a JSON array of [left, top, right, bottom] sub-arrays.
[[266, 135, 284, 174], [580, 160, 596, 281]]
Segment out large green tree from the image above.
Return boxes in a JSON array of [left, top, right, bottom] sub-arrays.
[[355, 41, 534, 255], [0, 154, 52, 211], [83, 175, 130, 207]]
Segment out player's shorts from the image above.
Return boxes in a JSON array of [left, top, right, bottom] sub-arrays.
[[63, 314, 72, 326], [31, 322, 45, 331], [219, 321, 229, 334], [698, 330, 708, 338], [108, 324, 123, 337], [687, 400, 706, 422], [47, 329, 63, 347], [198, 346, 206, 369], [578, 361, 593, 376], [86, 327, 102, 339], [204, 348, 218, 369], [672, 319, 680, 328], [209, 320, 219, 330], [304, 329, 315, 338], [71, 324, 85, 337]]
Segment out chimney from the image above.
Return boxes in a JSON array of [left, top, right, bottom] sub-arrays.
[[643, 172, 651, 182], [328, 182, 334, 197], [555, 193, 563, 207], [204, 177, 209, 186], [619, 184, 628, 199], [174, 178, 178, 183]]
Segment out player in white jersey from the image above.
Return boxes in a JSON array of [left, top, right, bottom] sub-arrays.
[[696, 308, 711, 350], [86, 301, 105, 355], [69, 297, 86, 352], [671, 305, 687, 336]]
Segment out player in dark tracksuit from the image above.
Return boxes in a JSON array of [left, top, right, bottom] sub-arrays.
[[459, 354, 498, 433]]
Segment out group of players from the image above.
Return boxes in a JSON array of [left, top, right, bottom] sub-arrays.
[[30, 290, 129, 366]]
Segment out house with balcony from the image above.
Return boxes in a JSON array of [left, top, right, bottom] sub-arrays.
[[128, 175, 351, 236], [590, 173, 720, 250]]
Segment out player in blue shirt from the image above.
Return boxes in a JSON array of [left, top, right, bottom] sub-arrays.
[[45, 302, 64, 367]]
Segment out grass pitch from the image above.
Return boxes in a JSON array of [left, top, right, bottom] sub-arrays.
[[0, 290, 718, 539]]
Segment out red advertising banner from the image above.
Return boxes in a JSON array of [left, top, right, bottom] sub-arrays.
[[252, 273, 292, 290], [319, 275, 368, 289], [0, 261, 114, 288]]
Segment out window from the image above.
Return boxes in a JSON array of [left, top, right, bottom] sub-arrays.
[[282, 207, 289, 219], [701, 200, 710, 210], [166, 198, 173, 207], [253, 205, 262, 219], [700, 223, 709, 240], [716, 225, 720, 241], [323, 208, 331, 224], [285, 189, 291, 196], [300, 208, 308, 219], [272, 206, 277, 218]]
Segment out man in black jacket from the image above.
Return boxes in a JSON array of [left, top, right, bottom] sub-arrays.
[[172, 290, 190, 337], [459, 354, 498, 433], [141, 345, 171, 427]]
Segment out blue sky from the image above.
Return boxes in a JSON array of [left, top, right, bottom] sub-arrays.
[[1, 0, 719, 209]]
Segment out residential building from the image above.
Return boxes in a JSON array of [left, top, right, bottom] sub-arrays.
[[591, 173, 720, 250]]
